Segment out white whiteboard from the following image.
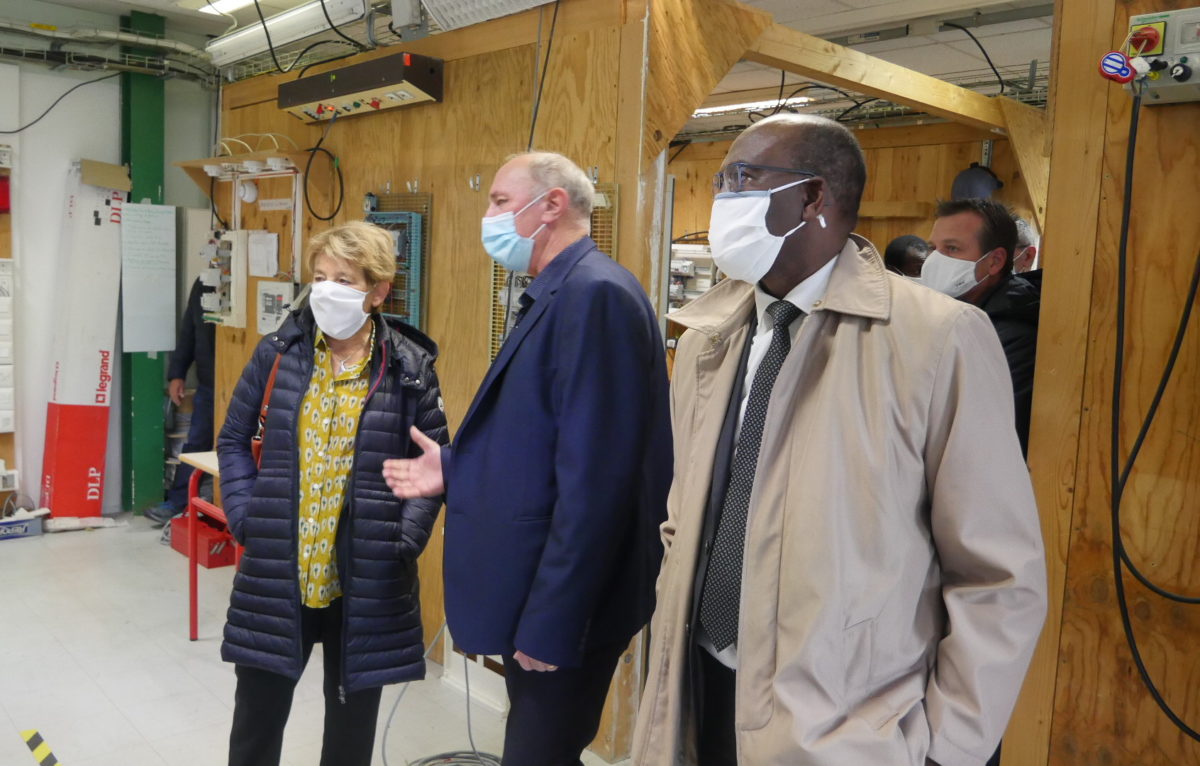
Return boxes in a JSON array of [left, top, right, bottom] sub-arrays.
[[121, 202, 177, 352]]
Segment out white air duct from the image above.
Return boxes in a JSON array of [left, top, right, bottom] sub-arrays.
[[205, 0, 366, 68]]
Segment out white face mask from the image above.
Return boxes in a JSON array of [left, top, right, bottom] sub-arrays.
[[920, 250, 992, 298], [708, 178, 811, 284], [310, 280, 370, 340]]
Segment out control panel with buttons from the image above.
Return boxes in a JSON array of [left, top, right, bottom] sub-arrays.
[[1126, 7, 1200, 104], [277, 52, 444, 123]]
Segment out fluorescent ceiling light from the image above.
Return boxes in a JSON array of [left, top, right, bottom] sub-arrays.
[[205, 0, 366, 67], [691, 97, 811, 118], [199, 0, 257, 14], [421, 0, 556, 31]]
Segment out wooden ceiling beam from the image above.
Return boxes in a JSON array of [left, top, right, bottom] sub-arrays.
[[744, 22, 1009, 133]]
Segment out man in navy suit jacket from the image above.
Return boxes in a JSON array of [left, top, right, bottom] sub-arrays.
[[385, 151, 672, 766]]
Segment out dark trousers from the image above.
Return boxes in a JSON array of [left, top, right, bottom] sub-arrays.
[[228, 599, 383, 766], [167, 383, 214, 510], [697, 647, 738, 766], [500, 638, 628, 766]]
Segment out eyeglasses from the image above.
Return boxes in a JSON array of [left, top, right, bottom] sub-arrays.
[[712, 162, 816, 195]]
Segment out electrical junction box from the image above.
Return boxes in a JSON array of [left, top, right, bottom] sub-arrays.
[[277, 52, 443, 123], [1127, 6, 1200, 104]]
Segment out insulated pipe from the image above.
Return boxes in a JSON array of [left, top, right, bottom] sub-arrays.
[[0, 18, 210, 61]]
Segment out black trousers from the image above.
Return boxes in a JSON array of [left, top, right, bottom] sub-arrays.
[[228, 598, 383, 766], [500, 638, 628, 766], [697, 647, 738, 766]]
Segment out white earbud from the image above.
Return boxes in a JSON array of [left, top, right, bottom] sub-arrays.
[[817, 214, 827, 229]]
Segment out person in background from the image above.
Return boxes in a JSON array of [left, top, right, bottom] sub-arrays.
[[925, 199, 1041, 455], [217, 221, 448, 766], [145, 276, 215, 526], [883, 233, 929, 277], [1013, 215, 1040, 274], [633, 115, 1046, 766], [383, 151, 672, 766]]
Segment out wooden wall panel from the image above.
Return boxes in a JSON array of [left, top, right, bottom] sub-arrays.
[[218, 42, 539, 655], [666, 127, 1036, 254], [1046, 0, 1200, 760]]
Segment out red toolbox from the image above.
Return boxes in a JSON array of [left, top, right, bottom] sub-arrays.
[[170, 514, 237, 568]]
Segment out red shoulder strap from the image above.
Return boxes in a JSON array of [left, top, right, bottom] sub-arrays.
[[260, 353, 282, 421]]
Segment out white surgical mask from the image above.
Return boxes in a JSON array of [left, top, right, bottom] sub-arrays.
[[310, 280, 370, 340], [708, 179, 810, 284], [920, 250, 992, 298]]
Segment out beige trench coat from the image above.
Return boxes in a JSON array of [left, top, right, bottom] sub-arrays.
[[633, 237, 1046, 766]]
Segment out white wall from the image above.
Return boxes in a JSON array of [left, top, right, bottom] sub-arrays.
[[165, 79, 217, 211], [0, 2, 217, 513], [2, 63, 124, 513]]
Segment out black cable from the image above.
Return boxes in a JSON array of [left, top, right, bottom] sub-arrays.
[[943, 22, 1006, 94], [672, 230, 708, 243], [781, 83, 859, 105], [1118, 252, 1200, 604], [526, 0, 562, 151], [295, 47, 359, 78], [0, 72, 120, 134], [1110, 84, 1200, 741], [836, 98, 878, 122], [252, 0, 286, 73], [769, 70, 787, 115], [251, 0, 361, 76], [304, 112, 345, 221], [318, 0, 365, 51], [287, 39, 359, 76], [209, 176, 229, 230], [667, 141, 691, 164]]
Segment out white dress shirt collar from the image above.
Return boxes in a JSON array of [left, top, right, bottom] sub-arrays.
[[752, 250, 840, 328]]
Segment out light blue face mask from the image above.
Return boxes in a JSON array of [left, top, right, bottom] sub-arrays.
[[480, 191, 549, 272]]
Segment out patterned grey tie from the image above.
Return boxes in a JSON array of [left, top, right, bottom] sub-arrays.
[[699, 299, 802, 651]]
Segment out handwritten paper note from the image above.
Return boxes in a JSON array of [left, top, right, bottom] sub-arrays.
[[121, 203, 176, 352]]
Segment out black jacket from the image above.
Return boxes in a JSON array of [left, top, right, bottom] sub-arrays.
[[168, 277, 216, 389], [981, 273, 1041, 455], [216, 308, 448, 693]]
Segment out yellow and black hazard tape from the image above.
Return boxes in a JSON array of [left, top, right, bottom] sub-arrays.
[[21, 730, 60, 766]]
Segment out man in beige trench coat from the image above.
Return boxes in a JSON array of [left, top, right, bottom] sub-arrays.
[[632, 114, 1047, 766]]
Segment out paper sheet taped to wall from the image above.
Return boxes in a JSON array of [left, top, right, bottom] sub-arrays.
[[121, 203, 176, 352]]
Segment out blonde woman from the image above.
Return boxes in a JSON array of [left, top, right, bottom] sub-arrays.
[[217, 221, 447, 766]]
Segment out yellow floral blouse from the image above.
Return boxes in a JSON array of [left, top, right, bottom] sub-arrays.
[[297, 325, 374, 608]]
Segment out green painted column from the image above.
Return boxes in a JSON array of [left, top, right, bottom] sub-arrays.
[[121, 10, 167, 512]]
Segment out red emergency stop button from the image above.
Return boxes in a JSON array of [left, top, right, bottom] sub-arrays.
[[1130, 26, 1161, 55]]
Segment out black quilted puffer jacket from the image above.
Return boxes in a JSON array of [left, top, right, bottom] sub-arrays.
[[216, 307, 448, 694]]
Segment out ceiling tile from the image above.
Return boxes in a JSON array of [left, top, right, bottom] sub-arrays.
[[869, 42, 995, 76], [943, 27, 1052, 67]]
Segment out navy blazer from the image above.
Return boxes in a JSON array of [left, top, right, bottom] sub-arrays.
[[443, 237, 672, 668]]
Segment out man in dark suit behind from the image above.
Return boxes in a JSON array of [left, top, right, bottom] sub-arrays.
[[385, 151, 672, 766]]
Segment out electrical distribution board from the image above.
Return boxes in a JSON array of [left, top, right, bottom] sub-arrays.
[[201, 231, 247, 328], [1127, 7, 1200, 103]]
